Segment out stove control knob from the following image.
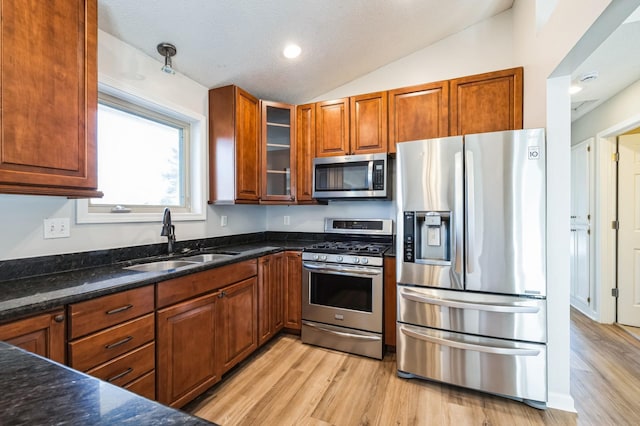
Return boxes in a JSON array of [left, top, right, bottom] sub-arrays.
[[313, 254, 319, 261], [320, 255, 327, 261], [336, 256, 343, 262], [361, 258, 369, 265], [352, 257, 360, 264]]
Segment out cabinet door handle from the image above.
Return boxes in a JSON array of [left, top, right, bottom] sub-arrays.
[[106, 304, 133, 315], [105, 336, 133, 349], [107, 368, 133, 383], [53, 314, 65, 323]]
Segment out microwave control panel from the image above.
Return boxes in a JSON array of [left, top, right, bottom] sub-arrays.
[[373, 160, 385, 190]]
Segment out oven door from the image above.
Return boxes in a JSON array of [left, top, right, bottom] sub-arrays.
[[302, 261, 383, 333]]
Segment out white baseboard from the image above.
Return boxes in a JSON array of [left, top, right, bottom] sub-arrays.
[[547, 391, 576, 412]]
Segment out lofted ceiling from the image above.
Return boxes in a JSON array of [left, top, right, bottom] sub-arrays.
[[98, 1, 640, 121], [97, 0, 514, 104]]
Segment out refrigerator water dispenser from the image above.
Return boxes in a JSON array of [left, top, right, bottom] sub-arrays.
[[403, 211, 451, 265]]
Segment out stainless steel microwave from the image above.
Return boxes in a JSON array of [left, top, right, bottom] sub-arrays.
[[312, 153, 389, 200]]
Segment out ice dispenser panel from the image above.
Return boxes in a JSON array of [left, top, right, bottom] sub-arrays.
[[403, 211, 451, 265]]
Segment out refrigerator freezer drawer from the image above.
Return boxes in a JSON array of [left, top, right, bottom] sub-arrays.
[[398, 286, 546, 343], [397, 323, 547, 403]]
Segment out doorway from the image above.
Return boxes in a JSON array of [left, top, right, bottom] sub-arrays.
[[617, 130, 640, 327], [589, 115, 640, 326]]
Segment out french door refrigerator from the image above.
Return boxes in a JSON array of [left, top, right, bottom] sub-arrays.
[[396, 128, 547, 407]]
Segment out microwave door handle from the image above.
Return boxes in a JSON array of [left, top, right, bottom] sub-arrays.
[[367, 161, 374, 190]]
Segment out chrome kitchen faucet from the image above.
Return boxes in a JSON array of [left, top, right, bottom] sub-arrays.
[[161, 207, 176, 254]]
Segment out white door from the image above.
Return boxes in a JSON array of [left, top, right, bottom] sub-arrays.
[[618, 133, 640, 327], [570, 140, 592, 311]]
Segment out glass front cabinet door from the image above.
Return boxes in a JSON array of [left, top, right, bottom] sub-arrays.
[[261, 101, 296, 202]]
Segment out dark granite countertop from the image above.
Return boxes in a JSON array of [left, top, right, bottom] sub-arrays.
[[0, 240, 312, 323], [0, 341, 215, 425]]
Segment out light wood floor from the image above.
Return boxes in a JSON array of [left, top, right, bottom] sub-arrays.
[[185, 310, 640, 425]]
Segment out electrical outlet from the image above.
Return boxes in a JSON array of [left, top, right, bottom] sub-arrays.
[[284, 215, 290, 225], [220, 215, 228, 227], [44, 218, 71, 239]]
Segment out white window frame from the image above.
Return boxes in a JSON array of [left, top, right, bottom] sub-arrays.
[[77, 80, 206, 224]]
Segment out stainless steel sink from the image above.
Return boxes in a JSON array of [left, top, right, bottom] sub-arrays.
[[124, 260, 199, 272], [180, 253, 234, 263]]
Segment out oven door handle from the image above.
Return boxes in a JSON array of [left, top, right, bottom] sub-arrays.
[[303, 321, 381, 342], [302, 262, 382, 276]]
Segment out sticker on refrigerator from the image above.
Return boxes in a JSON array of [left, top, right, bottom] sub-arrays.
[[528, 146, 541, 160]]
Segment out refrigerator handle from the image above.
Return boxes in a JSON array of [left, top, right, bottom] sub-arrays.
[[465, 150, 475, 274], [399, 325, 541, 356], [454, 152, 464, 276]]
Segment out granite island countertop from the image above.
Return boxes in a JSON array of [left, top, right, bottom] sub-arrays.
[[0, 341, 215, 425]]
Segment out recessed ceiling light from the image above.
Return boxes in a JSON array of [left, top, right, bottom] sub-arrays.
[[283, 44, 301, 59], [569, 85, 583, 95]]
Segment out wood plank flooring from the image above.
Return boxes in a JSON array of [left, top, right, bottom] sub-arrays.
[[185, 309, 640, 425]]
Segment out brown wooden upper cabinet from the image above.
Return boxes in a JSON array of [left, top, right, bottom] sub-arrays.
[[209, 85, 261, 204], [260, 101, 296, 203], [0, 0, 101, 197], [296, 103, 316, 203], [350, 91, 388, 155], [449, 67, 523, 136], [388, 81, 449, 154], [315, 93, 388, 157], [315, 98, 350, 157]]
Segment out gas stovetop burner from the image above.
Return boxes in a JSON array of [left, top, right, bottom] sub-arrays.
[[305, 241, 390, 256]]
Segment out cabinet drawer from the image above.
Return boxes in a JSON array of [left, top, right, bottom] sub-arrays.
[[69, 286, 154, 339], [124, 370, 156, 400], [69, 313, 154, 372], [157, 259, 257, 308], [86, 342, 155, 387]]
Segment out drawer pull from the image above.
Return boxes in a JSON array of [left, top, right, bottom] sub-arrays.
[[106, 304, 134, 315], [107, 368, 133, 383], [105, 336, 133, 350], [53, 314, 65, 323]]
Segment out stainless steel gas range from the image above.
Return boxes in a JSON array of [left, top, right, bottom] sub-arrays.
[[301, 218, 393, 360]]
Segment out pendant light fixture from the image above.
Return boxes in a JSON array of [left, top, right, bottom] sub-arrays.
[[157, 42, 177, 74]]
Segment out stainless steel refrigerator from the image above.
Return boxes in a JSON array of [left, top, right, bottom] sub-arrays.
[[396, 128, 547, 407]]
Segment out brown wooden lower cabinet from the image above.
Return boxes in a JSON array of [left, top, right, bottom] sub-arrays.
[[218, 277, 259, 374], [384, 256, 397, 348], [284, 251, 302, 331], [157, 292, 220, 408], [0, 309, 65, 363], [258, 253, 285, 345]]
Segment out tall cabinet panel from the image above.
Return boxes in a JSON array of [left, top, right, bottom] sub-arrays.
[[315, 98, 350, 157], [350, 91, 388, 154], [261, 101, 295, 202], [388, 81, 449, 154], [296, 103, 316, 203], [449, 67, 523, 136], [0, 0, 101, 197], [209, 85, 260, 204]]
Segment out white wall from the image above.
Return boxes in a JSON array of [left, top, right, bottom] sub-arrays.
[[267, 202, 393, 232], [0, 31, 265, 261], [310, 10, 515, 102]]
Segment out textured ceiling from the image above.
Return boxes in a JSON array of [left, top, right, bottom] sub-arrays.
[[98, 1, 640, 121], [97, 0, 513, 104]]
